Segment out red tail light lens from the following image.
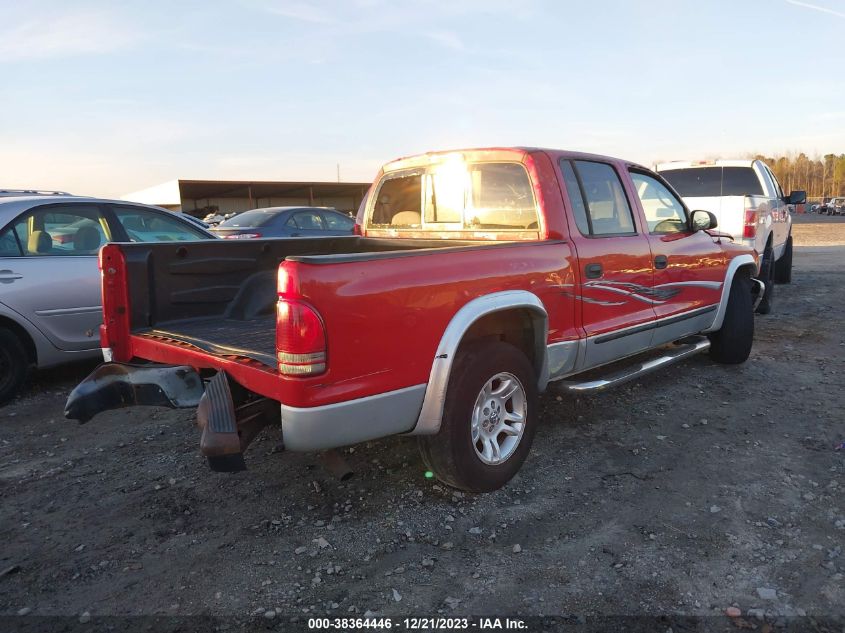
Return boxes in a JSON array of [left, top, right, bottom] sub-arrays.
[[276, 299, 326, 375], [743, 208, 758, 239], [99, 245, 131, 362], [353, 223, 362, 236]]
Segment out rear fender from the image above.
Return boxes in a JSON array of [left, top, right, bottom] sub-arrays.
[[409, 290, 548, 436]]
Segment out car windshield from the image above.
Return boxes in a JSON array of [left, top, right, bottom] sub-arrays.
[[661, 167, 763, 197], [218, 210, 280, 228]]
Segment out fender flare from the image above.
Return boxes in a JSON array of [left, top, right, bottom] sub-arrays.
[[409, 290, 548, 436], [703, 254, 757, 333]]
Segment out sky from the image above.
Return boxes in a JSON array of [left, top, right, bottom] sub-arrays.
[[1, 0, 844, 198]]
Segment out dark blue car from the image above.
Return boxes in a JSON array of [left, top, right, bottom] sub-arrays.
[[210, 206, 355, 239]]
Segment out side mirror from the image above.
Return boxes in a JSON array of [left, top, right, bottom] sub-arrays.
[[788, 190, 806, 205], [691, 209, 717, 231]]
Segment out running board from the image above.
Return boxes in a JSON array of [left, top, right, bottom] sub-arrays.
[[552, 336, 711, 394]]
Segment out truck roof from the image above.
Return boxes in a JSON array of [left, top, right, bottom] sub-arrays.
[[382, 147, 650, 173], [655, 159, 757, 171]]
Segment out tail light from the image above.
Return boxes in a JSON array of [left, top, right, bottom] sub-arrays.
[[743, 204, 758, 239], [223, 233, 262, 239], [353, 223, 362, 236], [99, 245, 131, 362], [276, 299, 326, 376]]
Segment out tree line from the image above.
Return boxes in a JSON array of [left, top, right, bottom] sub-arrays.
[[752, 153, 845, 201]]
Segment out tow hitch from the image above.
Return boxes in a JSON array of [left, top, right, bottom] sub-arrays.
[[65, 363, 277, 473]]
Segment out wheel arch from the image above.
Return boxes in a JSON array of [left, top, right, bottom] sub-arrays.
[[0, 314, 37, 366], [409, 291, 548, 436], [703, 254, 757, 333]]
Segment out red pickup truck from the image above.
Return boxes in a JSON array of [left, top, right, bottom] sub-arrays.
[[66, 148, 762, 492]]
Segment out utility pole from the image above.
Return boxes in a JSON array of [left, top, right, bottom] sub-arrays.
[[337, 163, 341, 183]]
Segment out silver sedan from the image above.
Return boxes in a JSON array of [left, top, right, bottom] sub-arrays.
[[0, 193, 216, 403]]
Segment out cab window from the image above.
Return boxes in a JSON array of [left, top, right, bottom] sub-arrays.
[[630, 171, 688, 234]]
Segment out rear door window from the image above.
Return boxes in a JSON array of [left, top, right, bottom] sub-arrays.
[[562, 160, 637, 236], [661, 167, 764, 197], [9, 204, 110, 256]]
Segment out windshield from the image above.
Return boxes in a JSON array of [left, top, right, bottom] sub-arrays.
[[218, 209, 280, 228], [369, 161, 538, 231], [661, 167, 763, 197]]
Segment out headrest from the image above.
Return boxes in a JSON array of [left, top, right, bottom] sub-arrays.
[[28, 230, 52, 254], [390, 211, 421, 226], [74, 225, 101, 251]]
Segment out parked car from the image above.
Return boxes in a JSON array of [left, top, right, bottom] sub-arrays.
[[0, 195, 217, 403], [824, 197, 845, 215], [210, 206, 355, 239], [655, 159, 804, 314], [66, 147, 761, 492]]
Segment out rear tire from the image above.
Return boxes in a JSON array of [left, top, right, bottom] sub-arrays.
[[755, 243, 775, 314], [418, 341, 538, 493], [774, 236, 793, 284], [709, 272, 754, 364], [0, 328, 28, 405]]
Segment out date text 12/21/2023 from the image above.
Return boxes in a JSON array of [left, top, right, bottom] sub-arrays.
[[306, 617, 528, 630]]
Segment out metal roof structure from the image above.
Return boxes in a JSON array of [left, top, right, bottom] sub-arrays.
[[122, 179, 371, 214]]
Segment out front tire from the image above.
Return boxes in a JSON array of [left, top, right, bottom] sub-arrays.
[[709, 272, 754, 364], [755, 243, 775, 314], [418, 341, 538, 492], [0, 328, 28, 405], [774, 235, 793, 284]]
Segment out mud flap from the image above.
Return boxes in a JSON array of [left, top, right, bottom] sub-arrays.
[[196, 371, 246, 472], [64, 363, 204, 423]]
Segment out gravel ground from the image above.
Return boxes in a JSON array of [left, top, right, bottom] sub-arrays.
[[1, 215, 843, 627]]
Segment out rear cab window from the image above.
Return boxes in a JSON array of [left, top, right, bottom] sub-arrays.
[[660, 167, 763, 197], [366, 159, 540, 238]]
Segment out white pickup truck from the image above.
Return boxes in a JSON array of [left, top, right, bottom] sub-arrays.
[[655, 159, 805, 314]]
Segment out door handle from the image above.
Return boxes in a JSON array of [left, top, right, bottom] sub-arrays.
[[654, 255, 668, 269], [0, 269, 23, 283], [585, 263, 603, 279]]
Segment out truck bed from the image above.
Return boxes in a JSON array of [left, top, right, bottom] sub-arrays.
[[142, 315, 277, 367], [117, 236, 509, 371]]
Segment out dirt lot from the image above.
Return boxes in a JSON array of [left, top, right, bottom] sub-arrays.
[[1, 215, 843, 626]]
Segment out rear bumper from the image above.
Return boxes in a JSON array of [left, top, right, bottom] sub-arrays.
[[66, 362, 428, 460], [64, 363, 204, 423], [281, 384, 426, 451]]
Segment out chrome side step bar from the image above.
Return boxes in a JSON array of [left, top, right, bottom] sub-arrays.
[[552, 336, 711, 394]]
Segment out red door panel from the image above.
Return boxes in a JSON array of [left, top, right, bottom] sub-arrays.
[[626, 169, 726, 322]]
